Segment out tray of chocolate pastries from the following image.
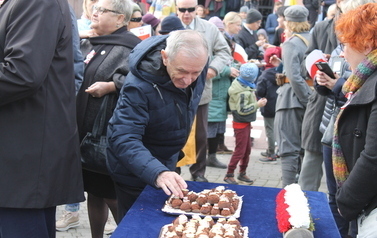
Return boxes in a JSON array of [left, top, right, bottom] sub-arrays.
[[162, 186, 243, 218], [159, 214, 248, 238]]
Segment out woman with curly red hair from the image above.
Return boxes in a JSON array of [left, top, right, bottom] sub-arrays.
[[330, 3, 377, 236]]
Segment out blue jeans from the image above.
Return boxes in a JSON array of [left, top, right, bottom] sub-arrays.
[[65, 203, 80, 212], [323, 146, 357, 237]]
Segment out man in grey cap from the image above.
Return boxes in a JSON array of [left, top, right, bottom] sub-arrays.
[[234, 9, 265, 60], [274, 5, 312, 188]]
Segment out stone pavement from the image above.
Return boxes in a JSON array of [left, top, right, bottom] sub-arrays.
[[56, 111, 328, 238]]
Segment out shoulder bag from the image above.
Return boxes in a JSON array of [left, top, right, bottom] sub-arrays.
[[80, 95, 110, 175], [321, 106, 340, 148]]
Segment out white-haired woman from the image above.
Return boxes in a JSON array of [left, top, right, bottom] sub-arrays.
[[76, 0, 141, 236]]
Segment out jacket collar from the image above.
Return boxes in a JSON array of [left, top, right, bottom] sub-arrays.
[[89, 27, 140, 48], [350, 70, 377, 106]]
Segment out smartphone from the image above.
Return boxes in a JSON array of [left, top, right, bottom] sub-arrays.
[[315, 62, 336, 79]]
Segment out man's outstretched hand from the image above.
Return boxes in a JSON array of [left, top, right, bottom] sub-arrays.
[[156, 171, 188, 198]]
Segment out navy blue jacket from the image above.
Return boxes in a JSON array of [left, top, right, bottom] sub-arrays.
[[256, 67, 279, 118], [264, 13, 278, 44], [107, 35, 207, 189]]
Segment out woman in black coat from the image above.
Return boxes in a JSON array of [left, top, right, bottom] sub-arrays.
[[319, 4, 377, 236], [75, 0, 141, 236]]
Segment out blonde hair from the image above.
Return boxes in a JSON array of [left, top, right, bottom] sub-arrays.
[[285, 21, 310, 33], [83, 0, 98, 19], [223, 11, 242, 25]]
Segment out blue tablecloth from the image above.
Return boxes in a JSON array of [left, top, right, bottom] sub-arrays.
[[111, 181, 341, 238]]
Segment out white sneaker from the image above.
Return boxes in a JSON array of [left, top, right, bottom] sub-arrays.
[[56, 211, 80, 231], [104, 216, 116, 235]]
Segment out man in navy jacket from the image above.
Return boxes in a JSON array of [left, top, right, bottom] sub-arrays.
[[107, 30, 209, 221]]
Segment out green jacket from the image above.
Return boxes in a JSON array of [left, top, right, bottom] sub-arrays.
[[228, 80, 258, 123], [208, 66, 231, 122]]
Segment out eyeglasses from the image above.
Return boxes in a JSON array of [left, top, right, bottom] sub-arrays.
[[93, 5, 121, 15], [130, 17, 142, 22], [178, 7, 196, 13]]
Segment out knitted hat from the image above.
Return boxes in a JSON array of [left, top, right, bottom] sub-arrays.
[[240, 6, 249, 13], [246, 9, 263, 24], [132, 3, 142, 13], [208, 16, 224, 30], [142, 13, 161, 28], [284, 5, 309, 22], [239, 63, 259, 83], [264, 46, 282, 69], [159, 16, 184, 34], [257, 29, 268, 40]]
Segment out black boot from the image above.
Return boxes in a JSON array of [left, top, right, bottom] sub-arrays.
[[237, 172, 254, 184], [217, 144, 233, 154], [206, 154, 227, 169], [224, 174, 238, 185]]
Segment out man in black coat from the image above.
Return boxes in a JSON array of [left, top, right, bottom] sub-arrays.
[[234, 9, 265, 60], [0, 0, 84, 236]]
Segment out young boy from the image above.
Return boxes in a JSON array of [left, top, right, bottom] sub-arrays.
[[224, 63, 267, 184]]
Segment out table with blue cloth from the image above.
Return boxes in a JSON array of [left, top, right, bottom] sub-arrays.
[[111, 181, 341, 238]]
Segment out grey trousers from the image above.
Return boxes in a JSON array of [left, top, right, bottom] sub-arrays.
[[275, 107, 305, 187], [298, 150, 323, 191], [263, 117, 275, 155]]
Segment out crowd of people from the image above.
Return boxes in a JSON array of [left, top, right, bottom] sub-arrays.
[[1, 0, 377, 237]]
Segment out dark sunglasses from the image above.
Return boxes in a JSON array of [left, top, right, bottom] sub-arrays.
[[178, 7, 196, 13], [130, 17, 142, 22]]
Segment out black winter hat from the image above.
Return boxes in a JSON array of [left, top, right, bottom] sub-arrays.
[[246, 9, 263, 24], [159, 16, 184, 34]]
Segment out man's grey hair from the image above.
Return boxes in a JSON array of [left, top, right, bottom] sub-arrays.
[[165, 30, 209, 61], [176, 0, 198, 6], [111, 0, 132, 25], [341, 0, 375, 13]]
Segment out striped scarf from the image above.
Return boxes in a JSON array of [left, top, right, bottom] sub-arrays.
[[332, 49, 377, 186]]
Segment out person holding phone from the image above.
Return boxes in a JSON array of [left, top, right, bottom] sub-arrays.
[[328, 3, 377, 236], [316, 62, 336, 79]]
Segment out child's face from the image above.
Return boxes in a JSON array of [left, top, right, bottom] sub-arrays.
[[196, 7, 204, 17], [258, 34, 266, 41], [239, 12, 247, 19]]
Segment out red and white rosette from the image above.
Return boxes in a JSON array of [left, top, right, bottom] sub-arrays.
[[276, 184, 314, 237]]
